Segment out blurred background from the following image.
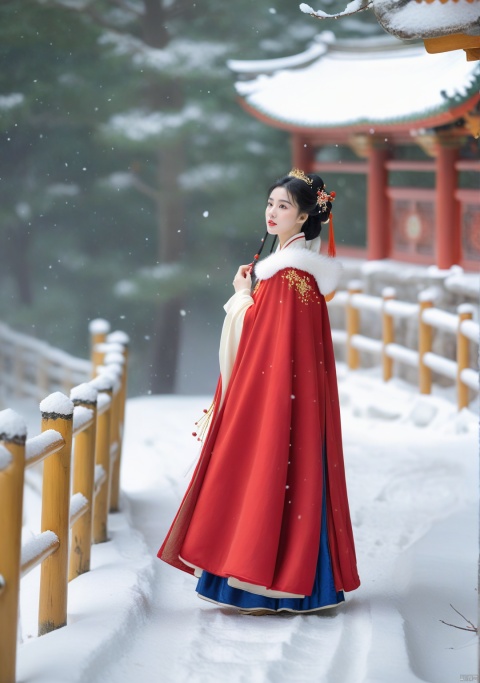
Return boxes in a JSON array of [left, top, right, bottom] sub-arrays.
[[0, 1, 475, 397]]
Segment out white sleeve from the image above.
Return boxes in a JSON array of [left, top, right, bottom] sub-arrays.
[[218, 288, 254, 406]]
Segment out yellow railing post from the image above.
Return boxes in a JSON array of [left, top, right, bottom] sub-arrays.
[[103, 353, 126, 512], [382, 287, 396, 382], [0, 410, 26, 683], [346, 281, 362, 370], [69, 384, 99, 581], [90, 374, 114, 543], [107, 335, 129, 512], [457, 304, 474, 411], [418, 293, 434, 395], [38, 393, 74, 636], [89, 319, 111, 378]]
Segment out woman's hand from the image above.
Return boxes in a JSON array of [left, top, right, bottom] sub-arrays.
[[233, 264, 252, 293]]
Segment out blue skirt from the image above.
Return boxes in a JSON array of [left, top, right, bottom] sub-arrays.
[[195, 452, 345, 613]]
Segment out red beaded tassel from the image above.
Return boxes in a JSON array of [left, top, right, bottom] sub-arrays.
[[192, 401, 215, 442]]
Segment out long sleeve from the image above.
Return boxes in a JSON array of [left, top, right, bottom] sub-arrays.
[[218, 288, 254, 406]]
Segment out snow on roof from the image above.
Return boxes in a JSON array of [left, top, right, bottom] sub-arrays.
[[228, 37, 328, 74], [232, 35, 480, 128], [373, 0, 480, 39], [0, 408, 27, 441]]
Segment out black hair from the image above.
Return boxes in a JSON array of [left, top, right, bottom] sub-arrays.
[[267, 173, 332, 241], [250, 172, 333, 290]]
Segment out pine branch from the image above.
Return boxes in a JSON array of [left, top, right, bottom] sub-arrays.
[[439, 604, 477, 633]]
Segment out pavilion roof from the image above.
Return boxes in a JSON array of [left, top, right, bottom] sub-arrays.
[[228, 34, 480, 132]]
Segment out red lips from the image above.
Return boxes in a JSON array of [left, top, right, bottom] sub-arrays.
[[268, 220, 277, 226]]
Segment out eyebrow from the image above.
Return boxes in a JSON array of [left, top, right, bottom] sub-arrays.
[[268, 196, 293, 205]]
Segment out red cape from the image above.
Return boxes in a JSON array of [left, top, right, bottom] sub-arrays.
[[158, 260, 360, 596]]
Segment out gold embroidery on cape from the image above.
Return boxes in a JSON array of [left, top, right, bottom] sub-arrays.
[[252, 280, 261, 296], [281, 269, 320, 305]]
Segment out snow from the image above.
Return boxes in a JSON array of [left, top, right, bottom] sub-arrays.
[[382, 286, 396, 298], [0, 408, 27, 441], [228, 38, 327, 73], [100, 32, 228, 77], [70, 492, 88, 521], [107, 331, 130, 346], [385, 343, 419, 368], [73, 406, 94, 433], [445, 272, 480, 298], [103, 351, 125, 366], [106, 105, 202, 142], [421, 307, 458, 334], [372, 0, 480, 39], [418, 286, 440, 303], [351, 293, 383, 312], [0, 93, 25, 110], [90, 375, 114, 393], [26, 430, 63, 464], [97, 394, 111, 413], [70, 383, 98, 404], [300, 0, 369, 19], [460, 368, 480, 392], [351, 333, 382, 354], [423, 352, 457, 380], [300, 0, 480, 38], [94, 464, 106, 489], [460, 319, 479, 344], [233, 36, 479, 128], [384, 299, 418, 318], [16, 368, 478, 683], [39, 392, 74, 417], [0, 444, 12, 471], [21, 531, 59, 575], [88, 319, 110, 335], [94, 342, 125, 354]]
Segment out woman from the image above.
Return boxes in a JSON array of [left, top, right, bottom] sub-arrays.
[[158, 169, 360, 614]]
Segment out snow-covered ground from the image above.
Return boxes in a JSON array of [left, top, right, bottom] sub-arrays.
[[16, 366, 478, 683]]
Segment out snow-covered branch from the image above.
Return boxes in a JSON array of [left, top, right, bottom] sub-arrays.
[[299, 0, 372, 20]]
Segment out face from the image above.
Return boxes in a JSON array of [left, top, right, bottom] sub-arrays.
[[265, 186, 308, 246]]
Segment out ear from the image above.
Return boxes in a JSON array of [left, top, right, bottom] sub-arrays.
[[297, 213, 308, 225]]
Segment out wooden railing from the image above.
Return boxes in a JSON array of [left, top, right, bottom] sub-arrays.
[[328, 282, 479, 410], [0, 320, 129, 683], [0, 323, 92, 403]]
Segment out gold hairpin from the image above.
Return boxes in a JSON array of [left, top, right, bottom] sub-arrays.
[[288, 168, 313, 186]]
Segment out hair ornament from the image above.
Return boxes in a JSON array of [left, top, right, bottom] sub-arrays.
[[288, 168, 313, 186], [317, 188, 336, 213]]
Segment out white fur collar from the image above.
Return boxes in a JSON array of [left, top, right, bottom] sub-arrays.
[[255, 248, 342, 296]]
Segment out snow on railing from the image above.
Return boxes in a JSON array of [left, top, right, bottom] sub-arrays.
[[0, 322, 92, 404], [329, 282, 478, 410], [0, 320, 130, 683]]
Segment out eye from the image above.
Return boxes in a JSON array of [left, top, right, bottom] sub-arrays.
[[279, 203, 287, 209]]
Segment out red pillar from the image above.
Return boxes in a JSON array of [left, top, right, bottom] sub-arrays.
[[367, 143, 390, 260], [435, 141, 460, 269], [291, 134, 315, 172]]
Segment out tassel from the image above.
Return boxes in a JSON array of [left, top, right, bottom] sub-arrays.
[[328, 212, 336, 258], [192, 400, 215, 442]]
